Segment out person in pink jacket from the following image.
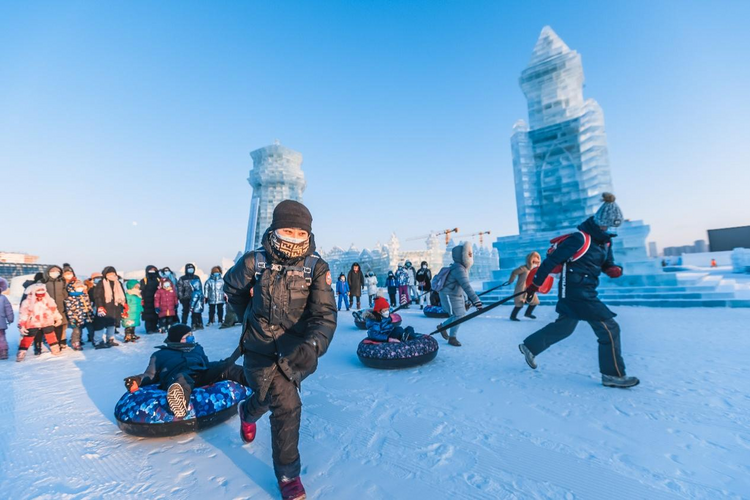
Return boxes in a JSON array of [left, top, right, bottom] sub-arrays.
[[154, 278, 179, 333], [17, 283, 63, 361]]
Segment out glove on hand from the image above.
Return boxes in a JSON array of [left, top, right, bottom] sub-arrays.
[[97, 307, 107, 317], [155, 308, 160, 314], [604, 266, 623, 279], [124, 375, 142, 393], [475, 301, 484, 310], [525, 283, 539, 303], [285, 342, 318, 374]]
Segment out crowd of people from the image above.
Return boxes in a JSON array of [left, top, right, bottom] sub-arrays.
[[1, 263, 240, 362], [336, 260, 435, 312]]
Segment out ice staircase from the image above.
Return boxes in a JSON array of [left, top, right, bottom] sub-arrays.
[[480, 272, 750, 308]]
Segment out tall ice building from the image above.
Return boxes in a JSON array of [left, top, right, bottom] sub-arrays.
[[245, 141, 306, 252]]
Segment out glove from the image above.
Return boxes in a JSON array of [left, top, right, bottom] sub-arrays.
[[155, 308, 160, 315], [285, 342, 318, 374], [474, 301, 483, 310], [525, 283, 539, 303], [124, 375, 142, 393], [97, 307, 107, 317], [604, 266, 623, 279]]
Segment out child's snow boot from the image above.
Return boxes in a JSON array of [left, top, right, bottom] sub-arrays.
[[94, 341, 110, 349], [238, 400, 257, 444], [602, 374, 640, 388], [49, 344, 61, 356], [167, 383, 188, 418], [518, 343, 537, 369], [279, 476, 306, 500], [524, 305, 537, 319], [510, 306, 522, 322], [71, 343, 83, 351], [16, 350, 26, 362], [448, 336, 462, 347], [107, 337, 120, 347], [0, 349, 7, 360]]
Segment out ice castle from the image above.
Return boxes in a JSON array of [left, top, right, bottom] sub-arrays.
[[481, 27, 749, 306], [245, 141, 306, 252]]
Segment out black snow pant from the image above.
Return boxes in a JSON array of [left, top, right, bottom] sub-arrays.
[[55, 324, 66, 346], [240, 364, 302, 481], [144, 318, 158, 333], [159, 315, 177, 332], [208, 303, 224, 324], [388, 290, 397, 308], [180, 300, 191, 324], [164, 362, 247, 403], [191, 312, 203, 329], [220, 305, 239, 328], [523, 315, 627, 377]]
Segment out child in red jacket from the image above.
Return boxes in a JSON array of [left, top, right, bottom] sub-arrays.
[[154, 278, 179, 333]]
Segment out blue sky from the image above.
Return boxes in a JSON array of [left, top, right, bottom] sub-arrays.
[[2, 1, 749, 275]]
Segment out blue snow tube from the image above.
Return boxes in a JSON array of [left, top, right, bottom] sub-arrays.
[[357, 335, 439, 369], [353, 311, 402, 330], [423, 305, 450, 319], [115, 380, 252, 437]]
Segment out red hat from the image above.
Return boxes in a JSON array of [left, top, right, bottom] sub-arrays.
[[374, 297, 390, 312]]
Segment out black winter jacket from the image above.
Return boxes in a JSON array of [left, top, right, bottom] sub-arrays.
[[416, 268, 432, 291], [224, 231, 337, 389], [347, 268, 364, 296], [140, 269, 160, 322], [140, 342, 210, 387], [532, 217, 618, 321], [178, 265, 198, 302], [44, 266, 68, 325]]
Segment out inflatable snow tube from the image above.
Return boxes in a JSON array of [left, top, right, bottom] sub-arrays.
[[423, 305, 450, 318], [357, 335, 439, 369], [353, 311, 402, 331], [114, 380, 252, 437]]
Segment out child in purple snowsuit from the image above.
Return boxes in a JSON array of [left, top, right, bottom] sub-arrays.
[[0, 278, 13, 359]]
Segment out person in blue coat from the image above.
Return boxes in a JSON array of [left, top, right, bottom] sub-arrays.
[[335, 273, 350, 311], [519, 193, 640, 389], [364, 297, 414, 342], [124, 324, 247, 418]]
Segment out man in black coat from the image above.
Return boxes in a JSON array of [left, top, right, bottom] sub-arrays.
[[140, 265, 160, 333], [224, 200, 337, 499], [519, 193, 640, 388], [347, 262, 364, 310]]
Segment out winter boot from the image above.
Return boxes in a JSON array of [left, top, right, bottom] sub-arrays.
[[238, 400, 257, 444], [94, 341, 110, 349], [448, 336, 462, 347], [71, 343, 83, 351], [518, 343, 537, 369], [49, 344, 61, 356], [524, 305, 537, 319], [279, 476, 306, 500], [438, 324, 449, 341], [17, 350, 27, 362], [510, 306, 522, 322], [167, 383, 188, 418], [34, 345, 42, 356], [602, 374, 640, 388], [107, 337, 120, 347], [0, 350, 7, 360]]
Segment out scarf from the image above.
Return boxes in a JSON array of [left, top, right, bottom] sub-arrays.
[[269, 230, 310, 260], [103, 279, 126, 306]]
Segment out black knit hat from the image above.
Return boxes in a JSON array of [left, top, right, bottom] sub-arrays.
[[167, 324, 192, 343], [270, 200, 312, 233]]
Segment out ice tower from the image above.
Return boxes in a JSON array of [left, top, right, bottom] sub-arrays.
[[486, 26, 660, 290], [245, 141, 306, 252]]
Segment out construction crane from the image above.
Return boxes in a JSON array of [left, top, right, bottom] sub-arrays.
[[465, 231, 492, 246], [405, 228, 459, 246]]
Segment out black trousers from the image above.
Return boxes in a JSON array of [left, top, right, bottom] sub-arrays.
[[523, 315, 627, 377], [208, 303, 224, 323], [164, 362, 247, 403], [388, 290, 397, 308], [144, 318, 159, 333], [180, 300, 191, 324], [159, 315, 177, 331], [241, 364, 302, 481]]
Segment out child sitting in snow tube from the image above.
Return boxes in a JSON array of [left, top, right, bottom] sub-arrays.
[[357, 297, 439, 369], [423, 305, 450, 318], [115, 324, 251, 437], [353, 306, 402, 330]]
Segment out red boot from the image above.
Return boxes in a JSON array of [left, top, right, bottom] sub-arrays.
[[279, 477, 306, 500], [238, 400, 256, 444]]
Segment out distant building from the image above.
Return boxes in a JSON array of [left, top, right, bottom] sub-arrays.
[[0, 252, 49, 281], [245, 141, 306, 252], [648, 242, 658, 258], [707, 226, 750, 252], [663, 240, 710, 257]]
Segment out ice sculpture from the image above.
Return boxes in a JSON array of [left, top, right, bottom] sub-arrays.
[[245, 141, 306, 252]]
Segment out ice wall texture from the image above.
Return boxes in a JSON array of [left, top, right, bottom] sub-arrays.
[[513, 26, 613, 234], [245, 141, 306, 251]]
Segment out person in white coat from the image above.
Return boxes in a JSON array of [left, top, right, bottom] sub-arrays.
[[365, 272, 379, 308]]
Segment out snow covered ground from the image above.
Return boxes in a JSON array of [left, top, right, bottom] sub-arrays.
[[1, 305, 749, 499]]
